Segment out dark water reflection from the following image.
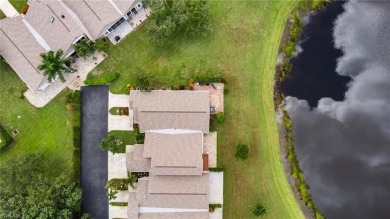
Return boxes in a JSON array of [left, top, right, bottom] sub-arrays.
[[281, 1, 350, 108], [282, 1, 390, 219]]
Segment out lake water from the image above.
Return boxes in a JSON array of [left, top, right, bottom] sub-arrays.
[[281, 1, 350, 108], [281, 1, 390, 218]]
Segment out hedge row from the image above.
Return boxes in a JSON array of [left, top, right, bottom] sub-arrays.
[[194, 75, 222, 83], [110, 202, 128, 206], [71, 91, 81, 182], [0, 125, 13, 152], [84, 72, 120, 85]]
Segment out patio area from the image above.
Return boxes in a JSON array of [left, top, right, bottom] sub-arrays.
[[128, 7, 151, 28], [25, 52, 106, 107], [107, 21, 134, 45], [194, 83, 224, 114], [204, 131, 217, 168]]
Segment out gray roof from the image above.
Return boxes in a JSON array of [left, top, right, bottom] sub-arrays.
[[148, 174, 209, 195], [62, 0, 127, 40], [129, 90, 210, 133], [127, 144, 151, 172], [0, 16, 46, 91], [26, 0, 84, 55], [144, 132, 204, 176]]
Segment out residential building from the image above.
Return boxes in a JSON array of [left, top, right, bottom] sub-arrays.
[[0, 0, 143, 92], [129, 90, 211, 133], [124, 90, 214, 218]]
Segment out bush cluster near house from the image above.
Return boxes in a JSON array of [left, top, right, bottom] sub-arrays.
[[0, 154, 83, 218], [0, 125, 13, 152], [99, 135, 122, 154], [209, 204, 222, 212], [135, 72, 156, 91], [145, 0, 211, 46], [235, 144, 250, 160], [75, 38, 109, 59]]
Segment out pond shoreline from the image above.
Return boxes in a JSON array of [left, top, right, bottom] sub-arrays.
[[273, 1, 333, 219]]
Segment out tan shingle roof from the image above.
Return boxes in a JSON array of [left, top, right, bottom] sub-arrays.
[[129, 91, 210, 133], [148, 174, 209, 195], [25, 0, 83, 54], [127, 145, 151, 172], [62, 0, 122, 39], [144, 132, 203, 176], [0, 16, 45, 91], [112, 0, 136, 15]]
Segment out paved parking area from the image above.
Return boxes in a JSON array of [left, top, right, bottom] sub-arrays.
[[80, 86, 109, 219]]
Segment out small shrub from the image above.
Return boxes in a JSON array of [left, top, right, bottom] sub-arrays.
[[94, 38, 109, 52], [209, 204, 222, 212], [135, 72, 156, 92], [75, 39, 95, 59], [252, 202, 266, 217], [99, 135, 121, 154], [136, 133, 145, 144], [216, 112, 225, 123], [110, 202, 128, 206], [21, 5, 29, 14], [179, 85, 186, 90], [194, 75, 221, 83], [0, 125, 14, 152], [235, 144, 249, 160]]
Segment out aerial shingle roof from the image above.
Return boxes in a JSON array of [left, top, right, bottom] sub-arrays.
[[129, 90, 210, 133]]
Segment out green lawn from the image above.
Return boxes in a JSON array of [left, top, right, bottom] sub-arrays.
[[9, 0, 27, 12], [0, 61, 75, 178], [92, 1, 304, 218]]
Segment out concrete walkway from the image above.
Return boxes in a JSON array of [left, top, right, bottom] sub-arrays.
[[108, 92, 129, 109], [209, 172, 223, 219], [108, 114, 132, 131], [25, 52, 106, 108], [109, 191, 128, 219], [0, 0, 18, 18], [108, 152, 128, 179], [108, 92, 133, 131]]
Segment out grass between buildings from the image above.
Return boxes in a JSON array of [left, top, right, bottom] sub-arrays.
[[0, 61, 75, 179], [92, 1, 304, 218], [9, 0, 27, 12]]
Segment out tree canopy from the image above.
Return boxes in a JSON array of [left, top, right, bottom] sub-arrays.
[[0, 154, 82, 219], [146, 0, 211, 46], [38, 49, 72, 83]]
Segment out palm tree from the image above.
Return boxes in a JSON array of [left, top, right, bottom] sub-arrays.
[[106, 189, 118, 201], [37, 49, 72, 83], [126, 172, 137, 189]]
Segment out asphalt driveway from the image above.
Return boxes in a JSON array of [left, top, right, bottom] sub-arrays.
[[80, 85, 108, 218]]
